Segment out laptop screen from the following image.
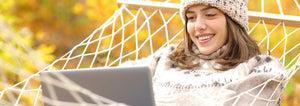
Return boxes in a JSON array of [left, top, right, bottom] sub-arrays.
[[39, 66, 155, 106]]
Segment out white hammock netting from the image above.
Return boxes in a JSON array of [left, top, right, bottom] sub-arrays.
[[0, 0, 300, 105]]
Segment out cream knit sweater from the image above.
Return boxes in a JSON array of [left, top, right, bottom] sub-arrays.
[[120, 44, 287, 106]]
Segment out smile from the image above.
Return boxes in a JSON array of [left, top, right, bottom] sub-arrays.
[[197, 34, 215, 41]]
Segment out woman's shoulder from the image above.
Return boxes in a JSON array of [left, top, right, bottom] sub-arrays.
[[247, 55, 283, 67], [225, 55, 286, 78], [245, 55, 286, 74]]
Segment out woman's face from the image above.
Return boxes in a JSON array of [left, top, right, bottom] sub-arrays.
[[186, 5, 228, 55]]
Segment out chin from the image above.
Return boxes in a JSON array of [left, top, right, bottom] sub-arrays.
[[200, 49, 217, 55], [200, 52, 213, 55]]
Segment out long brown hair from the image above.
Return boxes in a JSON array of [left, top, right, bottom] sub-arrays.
[[169, 15, 261, 71]]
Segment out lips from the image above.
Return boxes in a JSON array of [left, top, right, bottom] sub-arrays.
[[196, 33, 215, 43], [198, 35, 214, 41]]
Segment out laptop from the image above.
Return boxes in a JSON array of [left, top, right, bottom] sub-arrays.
[[39, 66, 155, 106]]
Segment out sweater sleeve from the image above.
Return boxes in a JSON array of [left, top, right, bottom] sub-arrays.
[[222, 55, 287, 106]]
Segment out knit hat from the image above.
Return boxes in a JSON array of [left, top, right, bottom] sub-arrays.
[[180, 0, 249, 32]]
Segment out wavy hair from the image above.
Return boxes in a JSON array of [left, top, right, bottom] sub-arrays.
[[169, 15, 261, 71]]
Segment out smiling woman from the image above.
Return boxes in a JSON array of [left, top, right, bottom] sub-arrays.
[[175, 4, 261, 70], [121, 0, 287, 105], [1, 0, 300, 105], [186, 5, 228, 55]]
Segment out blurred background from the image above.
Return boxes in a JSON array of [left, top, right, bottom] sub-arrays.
[[0, 0, 299, 105]]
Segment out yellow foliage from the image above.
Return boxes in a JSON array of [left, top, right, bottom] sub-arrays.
[[294, 100, 299, 106], [0, 0, 15, 12], [102, 37, 112, 46], [36, 30, 45, 41], [138, 29, 149, 41], [18, 28, 34, 47], [72, 3, 85, 15], [86, 8, 98, 20], [23, 60, 37, 73], [86, 0, 99, 8], [36, 44, 56, 62]]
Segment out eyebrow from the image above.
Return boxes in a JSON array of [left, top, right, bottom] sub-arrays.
[[186, 6, 217, 14]]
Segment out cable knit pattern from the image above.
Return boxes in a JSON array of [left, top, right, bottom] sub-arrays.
[[180, 0, 249, 32], [120, 45, 287, 106]]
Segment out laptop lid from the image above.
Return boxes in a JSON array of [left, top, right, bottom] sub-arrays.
[[39, 66, 155, 106]]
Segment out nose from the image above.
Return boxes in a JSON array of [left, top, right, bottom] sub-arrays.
[[194, 17, 206, 32]]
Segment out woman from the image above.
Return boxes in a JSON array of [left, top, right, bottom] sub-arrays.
[[121, 0, 287, 105]]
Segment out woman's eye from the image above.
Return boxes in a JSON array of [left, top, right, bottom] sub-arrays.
[[206, 14, 216, 17], [187, 16, 195, 20]]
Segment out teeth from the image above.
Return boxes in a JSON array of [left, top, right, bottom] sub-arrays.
[[198, 35, 214, 41]]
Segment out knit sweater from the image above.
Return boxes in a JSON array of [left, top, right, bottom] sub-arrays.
[[120, 44, 287, 106]]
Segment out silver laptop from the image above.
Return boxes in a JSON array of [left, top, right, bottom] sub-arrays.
[[39, 66, 155, 106]]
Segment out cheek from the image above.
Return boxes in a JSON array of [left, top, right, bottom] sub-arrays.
[[186, 23, 194, 35]]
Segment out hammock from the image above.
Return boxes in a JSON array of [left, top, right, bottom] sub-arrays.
[[0, 0, 299, 105]]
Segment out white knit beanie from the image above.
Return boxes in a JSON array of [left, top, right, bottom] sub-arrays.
[[180, 0, 249, 32]]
